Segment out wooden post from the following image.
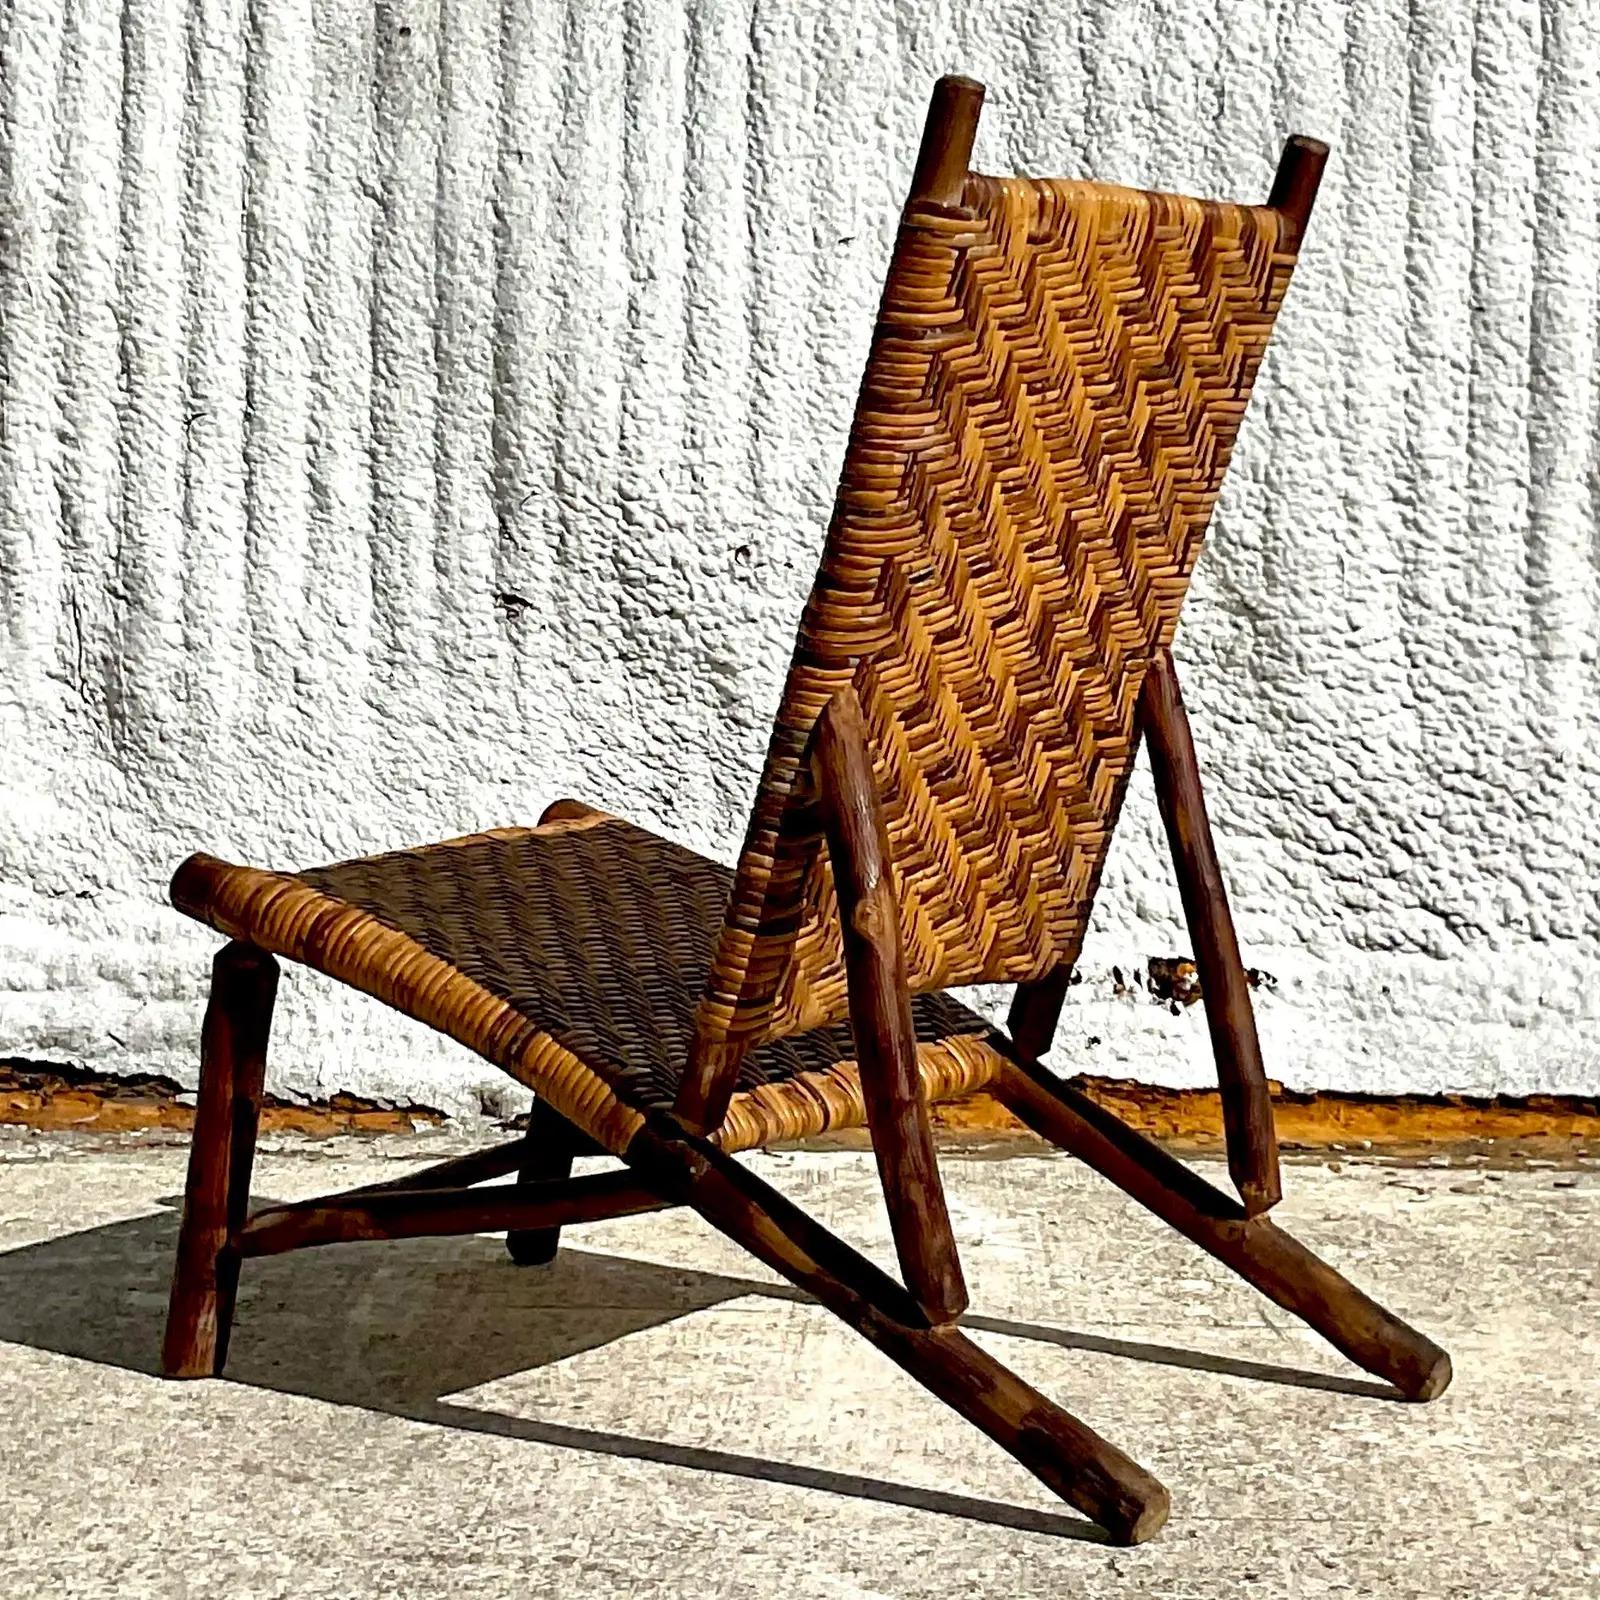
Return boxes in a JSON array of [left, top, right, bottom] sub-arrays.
[[994, 1055, 1452, 1402], [539, 797, 605, 825], [1267, 134, 1328, 246], [513, 795, 629, 1266], [162, 941, 277, 1379], [670, 76, 988, 1146], [1141, 649, 1281, 1215], [1006, 965, 1073, 1064], [907, 75, 985, 209], [507, 1097, 587, 1265], [811, 690, 967, 1323], [628, 1117, 1170, 1544]]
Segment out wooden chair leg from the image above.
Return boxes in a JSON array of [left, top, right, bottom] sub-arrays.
[[506, 1097, 584, 1265], [995, 1056, 1452, 1402], [1141, 648, 1280, 1215], [162, 941, 278, 1379], [1007, 965, 1073, 1064], [812, 688, 967, 1323], [629, 1116, 1170, 1545]]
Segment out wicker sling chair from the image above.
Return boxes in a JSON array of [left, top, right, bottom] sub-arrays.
[[160, 77, 1449, 1544]]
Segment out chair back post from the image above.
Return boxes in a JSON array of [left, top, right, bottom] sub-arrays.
[[906, 75, 985, 208], [1267, 135, 1328, 245]]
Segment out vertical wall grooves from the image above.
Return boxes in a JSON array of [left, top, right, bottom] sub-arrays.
[[239, 0, 268, 691], [110, 0, 138, 759], [2, 0, 1598, 1101], [366, 3, 401, 711]]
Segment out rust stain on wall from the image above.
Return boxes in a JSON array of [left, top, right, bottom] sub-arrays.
[[928, 1077, 1600, 1163], [0, 1061, 443, 1138], [6, 1058, 1598, 1162]]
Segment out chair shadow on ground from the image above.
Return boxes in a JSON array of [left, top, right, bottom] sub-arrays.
[[0, 1198, 1400, 1542]]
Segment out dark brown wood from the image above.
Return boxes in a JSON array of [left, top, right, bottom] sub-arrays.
[[1267, 134, 1328, 245], [810, 689, 967, 1324], [1141, 648, 1281, 1215], [342, 1133, 555, 1198], [507, 1097, 585, 1265], [236, 1169, 668, 1259], [993, 1055, 1452, 1402], [1007, 965, 1074, 1063], [162, 941, 278, 1379], [671, 81, 989, 1148], [673, 1038, 750, 1138], [907, 74, 984, 208], [539, 796, 603, 824], [629, 1116, 1169, 1544]]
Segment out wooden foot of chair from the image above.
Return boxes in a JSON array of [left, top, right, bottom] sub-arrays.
[[629, 1116, 1170, 1545], [506, 1098, 586, 1266], [162, 941, 278, 1379], [995, 1057, 1452, 1402]]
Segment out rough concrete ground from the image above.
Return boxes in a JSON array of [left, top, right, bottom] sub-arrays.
[[0, 1129, 1594, 1598]]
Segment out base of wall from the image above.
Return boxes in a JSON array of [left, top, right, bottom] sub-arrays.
[[6, 1058, 1597, 1164], [0, 1060, 445, 1139], [12, 892, 1600, 1120], [923, 1077, 1600, 1167]]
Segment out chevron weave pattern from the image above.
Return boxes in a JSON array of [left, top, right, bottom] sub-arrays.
[[694, 175, 1297, 1071]]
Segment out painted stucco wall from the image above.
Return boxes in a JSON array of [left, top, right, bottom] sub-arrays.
[[2, 0, 1598, 1116]]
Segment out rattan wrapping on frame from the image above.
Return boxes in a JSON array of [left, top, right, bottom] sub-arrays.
[[692, 174, 1297, 1082], [170, 168, 1299, 1157], [169, 816, 1003, 1155]]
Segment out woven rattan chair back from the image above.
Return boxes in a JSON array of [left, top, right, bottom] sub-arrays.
[[682, 88, 1301, 1123]]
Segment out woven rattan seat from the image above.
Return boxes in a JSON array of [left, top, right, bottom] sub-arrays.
[[173, 813, 999, 1154], [155, 79, 1449, 1545]]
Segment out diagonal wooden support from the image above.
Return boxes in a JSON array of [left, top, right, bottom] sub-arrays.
[[342, 1133, 550, 1198], [1141, 648, 1281, 1215], [629, 1113, 1169, 1545], [993, 1052, 1451, 1402], [669, 77, 990, 1151], [811, 689, 967, 1323], [236, 1170, 669, 1258]]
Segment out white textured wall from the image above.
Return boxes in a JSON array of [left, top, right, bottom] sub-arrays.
[[3, 0, 1599, 1116]]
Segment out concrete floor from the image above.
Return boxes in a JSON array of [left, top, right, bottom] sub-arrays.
[[0, 1128, 1594, 1598]]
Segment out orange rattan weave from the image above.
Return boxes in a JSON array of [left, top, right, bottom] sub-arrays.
[[691, 175, 1297, 1085]]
